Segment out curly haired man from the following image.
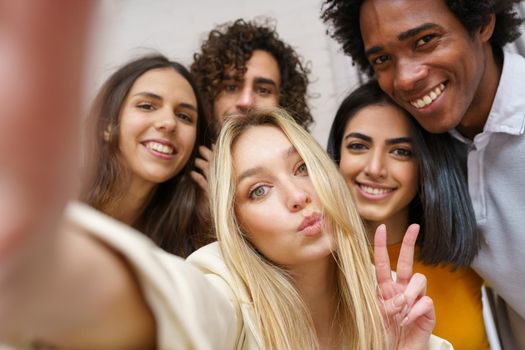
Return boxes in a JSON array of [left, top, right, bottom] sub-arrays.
[[322, 1, 525, 348], [190, 18, 313, 190]]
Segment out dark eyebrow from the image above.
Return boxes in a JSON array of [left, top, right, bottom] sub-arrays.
[[237, 146, 297, 185], [222, 75, 278, 87], [179, 102, 197, 112], [386, 137, 412, 145], [398, 23, 441, 41], [132, 92, 196, 111], [344, 132, 372, 143], [132, 92, 162, 100], [254, 77, 277, 87], [344, 133, 412, 145], [365, 46, 383, 58], [365, 23, 441, 58]]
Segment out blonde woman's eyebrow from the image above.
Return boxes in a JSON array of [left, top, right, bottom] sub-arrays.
[[285, 145, 298, 158], [237, 146, 297, 184], [237, 166, 264, 185]]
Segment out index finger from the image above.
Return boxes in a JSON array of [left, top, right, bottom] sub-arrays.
[[374, 224, 393, 285], [198, 145, 214, 161], [395, 224, 420, 286]]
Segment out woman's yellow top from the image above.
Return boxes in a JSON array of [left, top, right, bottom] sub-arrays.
[[388, 243, 490, 350]]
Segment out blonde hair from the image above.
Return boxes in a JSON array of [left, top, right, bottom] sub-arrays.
[[209, 108, 386, 349]]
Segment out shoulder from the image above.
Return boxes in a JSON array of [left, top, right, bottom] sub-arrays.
[[187, 242, 249, 303], [188, 243, 263, 348], [66, 202, 242, 349], [428, 334, 454, 349]]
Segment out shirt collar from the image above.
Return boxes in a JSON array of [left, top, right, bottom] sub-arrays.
[[480, 51, 525, 135], [451, 51, 525, 144]]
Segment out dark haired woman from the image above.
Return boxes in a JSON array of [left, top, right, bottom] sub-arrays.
[[327, 80, 489, 349], [81, 55, 212, 257]]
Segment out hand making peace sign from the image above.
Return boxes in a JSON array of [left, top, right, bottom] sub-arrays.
[[374, 224, 436, 349]]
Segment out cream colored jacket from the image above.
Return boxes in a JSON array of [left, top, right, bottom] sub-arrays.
[[58, 203, 451, 350]]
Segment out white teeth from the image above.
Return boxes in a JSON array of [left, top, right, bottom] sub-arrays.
[[145, 142, 173, 155], [359, 184, 393, 195], [410, 83, 446, 109]]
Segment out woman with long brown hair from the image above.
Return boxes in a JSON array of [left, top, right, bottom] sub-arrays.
[[81, 54, 212, 256]]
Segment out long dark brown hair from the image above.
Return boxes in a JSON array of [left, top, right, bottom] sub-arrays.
[[327, 80, 479, 267], [82, 54, 213, 257]]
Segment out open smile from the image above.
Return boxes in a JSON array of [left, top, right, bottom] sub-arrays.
[[356, 182, 395, 200], [143, 141, 175, 154], [142, 140, 177, 160], [409, 82, 447, 109]]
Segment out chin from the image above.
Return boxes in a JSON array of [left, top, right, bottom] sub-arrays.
[[418, 115, 461, 133], [360, 212, 388, 224]]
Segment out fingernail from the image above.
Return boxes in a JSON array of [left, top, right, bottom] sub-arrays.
[[400, 316, 409, 327], [393, 294, 405, 307]]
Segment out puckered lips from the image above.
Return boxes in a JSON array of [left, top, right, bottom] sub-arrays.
[[141, 139, 177, 160], [355, 181, 395, 201], [297, 212, 323, 237], [408, 82, 447, 110]]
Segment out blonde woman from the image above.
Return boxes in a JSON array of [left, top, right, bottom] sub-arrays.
[[205, 107, 445, 349], [0, 107, 452, 349]]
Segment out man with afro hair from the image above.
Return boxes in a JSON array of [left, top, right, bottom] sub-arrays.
[[323, 1, 525, 348]]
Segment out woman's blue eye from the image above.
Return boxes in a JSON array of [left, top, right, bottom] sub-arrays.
[[249, 185, 268, 199], [296, 162, 308, 175]]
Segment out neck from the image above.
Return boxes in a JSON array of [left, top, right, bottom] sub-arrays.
[[456, 46, 503, 139], [290, 257, 339, 350], [104, 176, 156, 226], [365, 207, 410, 245]]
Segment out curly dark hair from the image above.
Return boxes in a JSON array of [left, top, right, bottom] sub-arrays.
[[321, 0, 524, 74], [191, 18, 313, 135]]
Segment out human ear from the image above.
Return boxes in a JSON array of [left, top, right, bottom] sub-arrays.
[[479, 13, 496, 43]]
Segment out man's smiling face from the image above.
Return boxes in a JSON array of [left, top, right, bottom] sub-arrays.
[[360, 0, 495, 134]]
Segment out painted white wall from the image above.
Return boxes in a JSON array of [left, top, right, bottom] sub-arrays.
[[87, 1, 525, 147], [87, 0, 361, 147]]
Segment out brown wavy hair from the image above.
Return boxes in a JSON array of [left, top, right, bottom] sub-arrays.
[[191, 18, 313, 136], [81, 54, 213, 257], [321, 0, 524, 75]]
